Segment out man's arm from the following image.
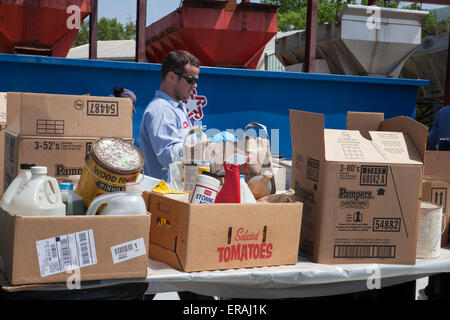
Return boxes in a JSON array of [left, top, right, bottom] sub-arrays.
[[144, 109, 185, 168]]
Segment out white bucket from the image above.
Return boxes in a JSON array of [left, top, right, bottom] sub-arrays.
[[417, 202, 445, 259]]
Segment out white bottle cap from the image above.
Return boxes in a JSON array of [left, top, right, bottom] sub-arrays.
[[31, 166, 47, 175]]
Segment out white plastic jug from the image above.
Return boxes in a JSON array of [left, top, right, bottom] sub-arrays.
[[240, 175, 256, 203], [0, 163, 35, 211], [8, 166, 65, 216], [86, 182, 147, 215]]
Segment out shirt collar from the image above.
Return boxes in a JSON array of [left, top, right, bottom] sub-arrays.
[[155, 90, 184, 110]]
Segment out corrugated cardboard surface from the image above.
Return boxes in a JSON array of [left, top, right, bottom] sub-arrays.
[[423, 151, 450, 247], [147, 192, 303, 272], [6, 92, 133, 138], [3, 134, 134, 189], [422, 179, 449, 246], [0, 208, 150, 285], [290, 110, 426, 265], [0, 94, 7, 195]]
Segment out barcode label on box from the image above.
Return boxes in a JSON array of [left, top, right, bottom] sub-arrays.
[[333, 245, 396, 258], [36, 230, 97, 277], [110, 238, 146, 264]]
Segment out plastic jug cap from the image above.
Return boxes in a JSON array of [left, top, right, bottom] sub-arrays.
[[60, 182, 74, 190], [31, 166, 47, 174], [20, 163, 36, 170]]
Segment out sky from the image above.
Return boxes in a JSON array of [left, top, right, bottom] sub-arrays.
[[98, 0, 448, 25]]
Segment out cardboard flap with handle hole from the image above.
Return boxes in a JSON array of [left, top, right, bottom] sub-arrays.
[[148, 192, 190, 252]]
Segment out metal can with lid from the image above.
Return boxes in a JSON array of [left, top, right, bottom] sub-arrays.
[[76, 137, 144, 209]]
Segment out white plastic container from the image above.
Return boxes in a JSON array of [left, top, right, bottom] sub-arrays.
[[190, 172, 221, 204], [0, 163, 35, 211], [8, 166, 65, 216], [240, 175, 257, 203], [86, 182, 147, 215], [60, 182, 85, 215]]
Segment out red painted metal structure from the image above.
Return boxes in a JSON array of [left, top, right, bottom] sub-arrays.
[[145, 0, 279, 69], [0, 0, 91, 57]]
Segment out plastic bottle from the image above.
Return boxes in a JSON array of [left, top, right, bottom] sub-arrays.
[[215, 163, 241, 203], [86, 182, 147, 216], [190, 172, 221, 204], [8, 166, 65, 216], [240, 175, 256, 203], [60, 182, 85, 215], [247, 171, 273, 200], [0, 163, 35, 211]]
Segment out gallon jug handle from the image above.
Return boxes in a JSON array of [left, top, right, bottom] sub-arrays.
[[1, 178, 22, 205], [43, 177, 62, 204], [86, 192, 123, 215]]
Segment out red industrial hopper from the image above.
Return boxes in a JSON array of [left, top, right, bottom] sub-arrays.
[[0, 0, 91, 57], [145, 0, 278, 69]]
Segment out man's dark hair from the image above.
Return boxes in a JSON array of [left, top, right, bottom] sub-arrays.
[[160, 50, 200, 80]]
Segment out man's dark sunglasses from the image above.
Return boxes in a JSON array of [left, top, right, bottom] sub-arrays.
[[173, 71, 198, 85]]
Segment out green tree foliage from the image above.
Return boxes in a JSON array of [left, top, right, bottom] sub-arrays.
[[262, 0, 449, 36], [72, 17, 136, 48]]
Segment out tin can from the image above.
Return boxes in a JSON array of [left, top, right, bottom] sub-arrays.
[[417, 201, 444, 259], [190, 172, 221, 204], [76, 137, 144, 208]]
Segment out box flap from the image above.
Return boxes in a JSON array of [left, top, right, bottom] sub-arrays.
[[346, 111, 384, 140], [324, 129, 387, 162], [289, 110, 325, 160], [379, 116, 428, 161], [368, 131, 423, 164], [0, 208, 16, 281], [148, 192, 190, 264]]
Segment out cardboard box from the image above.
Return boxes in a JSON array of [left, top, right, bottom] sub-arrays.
[[147, 192, 303, 272], [3, 133, 134, 189], [0, 94, 7, 195], [424, 151, 450, 180], [0, 208, 150, 285], [5, 92, 133, 138], [422, 179, 449, 246], [423, 150, 450, 245], [3, 134, 98, 189], [3, 135, 132, 191], [290, 110, 427, 265]]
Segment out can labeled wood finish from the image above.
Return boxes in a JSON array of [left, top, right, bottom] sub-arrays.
[[76, 137, 144, 208]]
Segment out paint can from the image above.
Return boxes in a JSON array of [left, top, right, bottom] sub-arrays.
[[417, 202, 445, 259], [76, 137, 144, 209]]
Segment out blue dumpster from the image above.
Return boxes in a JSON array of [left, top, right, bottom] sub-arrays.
[[0, 54, 428, 158]]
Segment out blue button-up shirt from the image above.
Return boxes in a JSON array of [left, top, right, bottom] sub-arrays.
[[139, 90, 194, 181], [428, 105, 450, 150]]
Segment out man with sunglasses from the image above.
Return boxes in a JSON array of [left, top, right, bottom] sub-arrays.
[[140, 51, 215, 300], [139, 50, 200, 182]]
